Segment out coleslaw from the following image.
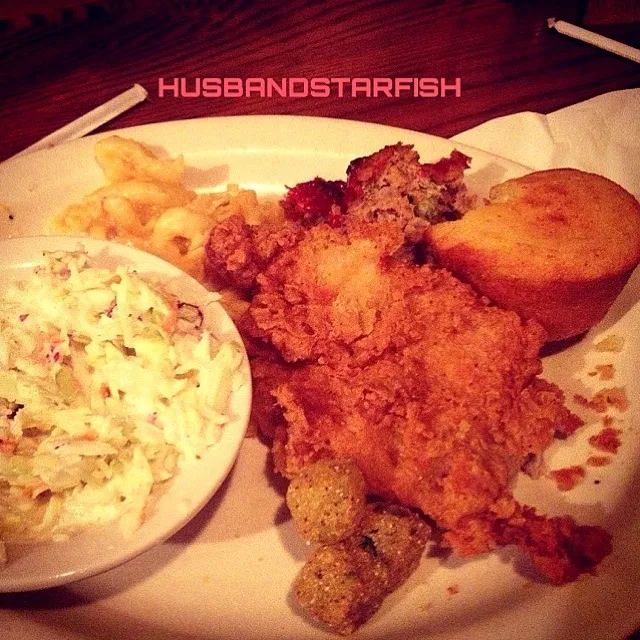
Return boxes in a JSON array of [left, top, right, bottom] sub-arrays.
[[0, 248, 245, 546]]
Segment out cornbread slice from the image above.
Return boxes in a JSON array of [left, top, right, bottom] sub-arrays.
[[426, 169, 640, 341]]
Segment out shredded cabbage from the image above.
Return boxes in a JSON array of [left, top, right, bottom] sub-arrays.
[[0, 248, 244, 542]]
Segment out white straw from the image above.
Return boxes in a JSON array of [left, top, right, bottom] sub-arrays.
[[548, 18, 640, 64], [13, 84, 148, 158]]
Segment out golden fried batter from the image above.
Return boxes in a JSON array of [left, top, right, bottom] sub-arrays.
[[294, 542, 389, 635], [358, 503, 431, 590], [204, 214, 303, 293], [204, 146, 612, 590], [293, 503, 430, 634], [286, 458, 367, 544], [237, 218, 609, 582]]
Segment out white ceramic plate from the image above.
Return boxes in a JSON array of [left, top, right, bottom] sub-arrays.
[[0, 235, 251, 593], [0, 116, 638, 640]]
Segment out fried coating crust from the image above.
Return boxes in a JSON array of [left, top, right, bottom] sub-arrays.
[[358, 503, 431, 590], [286, 458, 367, 544], [242, 220, 608, 584], [293, 542, 389, 635], [248, 219, 406, 364], [204, 214, 303, 293], [493, 505, 613, 585], [241, 335, 291, 439], [203, 146, 611, 587], [293, 503, 430, 634]]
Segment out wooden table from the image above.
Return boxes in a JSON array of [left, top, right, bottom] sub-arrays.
[[0, 0, 639, 162], [0, 1, 639, 638]]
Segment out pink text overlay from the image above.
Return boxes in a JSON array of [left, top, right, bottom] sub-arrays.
[[157, 77, 462, 98]]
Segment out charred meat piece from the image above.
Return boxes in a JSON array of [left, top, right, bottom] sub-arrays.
[[281, 178, 345, 227], [343, 144, 473, 242]]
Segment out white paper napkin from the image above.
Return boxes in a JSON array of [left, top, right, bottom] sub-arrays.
[[451, 88, 640, 197]]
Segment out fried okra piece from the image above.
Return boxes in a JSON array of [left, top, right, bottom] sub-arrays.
[[359, 503, 431, 590], [293, 541, 389, 635], [293, 503, 431, 634], [286, 458, 367, 544]]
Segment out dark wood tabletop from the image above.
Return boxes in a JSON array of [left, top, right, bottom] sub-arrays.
[[0, 1, 639, 638], [0, 0, 639, 162]]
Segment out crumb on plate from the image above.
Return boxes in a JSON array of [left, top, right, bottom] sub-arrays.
[[589, 427, 622, 454], [549, 465, 586, 491], [587, 364, 615, 381], [586, 455, 612, 468], [593, 335, 625, 353], [573, 387, 628, 413]]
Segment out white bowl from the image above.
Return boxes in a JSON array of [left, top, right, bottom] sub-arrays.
[[0, 235, 252, 592]]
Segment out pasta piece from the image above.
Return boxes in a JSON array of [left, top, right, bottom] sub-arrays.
[[101, 196, 146, 237], [47, 137, 285, 301], [95, 135, 185, 184], [150, 207, 210, 248], [88, 180, 195, 225]]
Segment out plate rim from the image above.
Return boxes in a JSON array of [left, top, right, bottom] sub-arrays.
[[0, 113, 534, 175], [0, 116, 636, 640], [0, 234, 252, 593]]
